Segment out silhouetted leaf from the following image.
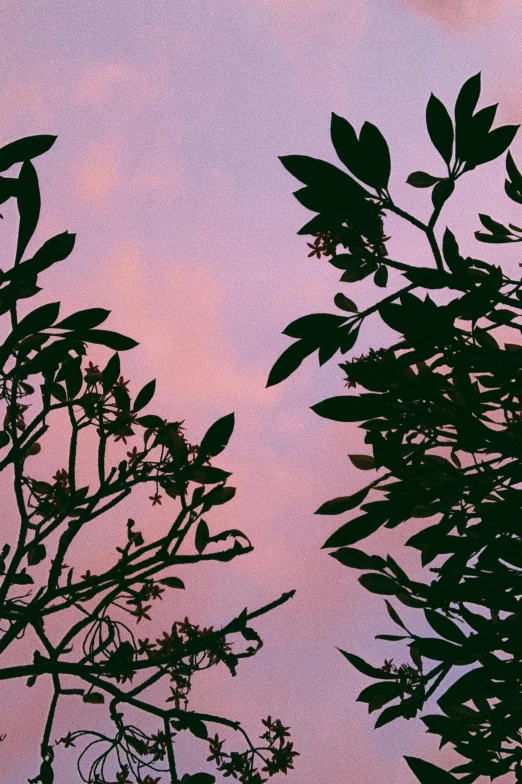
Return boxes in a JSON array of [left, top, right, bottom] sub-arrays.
[[467, 124, 519, 169], [0, 135, 56, 172], [158, 576, 185, 589], [334, 293, 358, 312], [424, 610, 467, 644], [183, 774, 216, 784], [358, 121, 391, 189], [330, 547, 386, 570], [195, 519, 209, 554], [55, 308, 111, 331], [279, 154, 371, 199], [315, 486, 371, 514], [70, 329, 138, 351], [266, 339, 317, 387], [322, 509, 389, 548], [359, 573, 398, 595], [357, 680, 402, 710], [198, 412, 235, 460], [374, 265, 388, 288], [136, 414, 165, 428], [426, 94, 454, 165], [132, 379, 156, 412], [404, 756, 458, 784], [478, 213, 511, 236], [406, 171, 442, 188], [83, 692, 105, 704], [14, 301, 60, 339], [337, 648, 396, 679], [348, 454, 376, 470], [283, 313, 348, 338], [431, 179, 454, 212], [311, 394, 392, 422], [102, 353, 120, 393], [15, 161, 40, 264], [416, 637, 472, 664], [455, 72, 481, 163]]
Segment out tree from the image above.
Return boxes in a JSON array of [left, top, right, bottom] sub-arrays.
[[269, 71, 522, 783], [0, 134, 298, 784]]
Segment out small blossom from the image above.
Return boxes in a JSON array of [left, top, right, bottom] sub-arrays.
[[149, 491, 162, 506]]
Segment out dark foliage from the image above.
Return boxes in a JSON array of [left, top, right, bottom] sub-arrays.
[[270, 72, 522, 782], [0, 135, 297, 784]]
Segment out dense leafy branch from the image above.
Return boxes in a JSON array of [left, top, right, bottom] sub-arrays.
[[0, 135, 298, 784], [270, 72, 522, 783]]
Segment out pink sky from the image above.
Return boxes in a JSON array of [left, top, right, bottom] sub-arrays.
[[1, 1, 522, 782]]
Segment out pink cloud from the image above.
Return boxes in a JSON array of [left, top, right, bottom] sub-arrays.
[[76, 141, 118, 202], [399, 0, 509, 33], [75, 61, 162, 108]]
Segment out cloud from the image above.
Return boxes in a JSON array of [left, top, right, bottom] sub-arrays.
[[76, 141, 118, 202], [399, 0, 508, 33], [75, 61, 162, 108]]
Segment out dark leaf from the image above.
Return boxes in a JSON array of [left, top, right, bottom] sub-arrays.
[[384, 599, 410, 632], [188, 465, 232, 484], [283, 312, 348, 339], [0, 135, 56, 172], [315, 486, 371, 514], [330, 547, 386, 570], [455, 72, 481, 163], [15, 161, 40, 264], [426, 94, 454, 165], [198, 412, 235, 460], [337, 648, 396, 679], [14, 302, 60, 339], [431, 179, 454, 212], [467, 124, 519, 168], [311, 393, 392, 422], [374, 265, 388, 288], [70, 329, 138, 351], [133, 379, 156, 412], [357, 680, 402, 709], [424, 610, 467, 644], [136, 414, 165, 428], [279, 154, 371, 199], [348, 454, 376, 470], [358, 121, 391, 189], [55, 308, 111, 331], [102, 353, 120, 394], [183, 775, 215, 784], [406, 171, 442, 188], [83, 692, 105, 704], [416, 637, 472, 664], [159, 576, 185, 589], [334, 293, 358, 312], [359, 573, 398, 595], [478, 213, 511, 235], [374, 701, 410, 728], [322, 509, 388, 548], [404, 756, 458, 784], [266, 339, 317, 387], [27, 544, 46, 566], [195, 520, 210, 553]]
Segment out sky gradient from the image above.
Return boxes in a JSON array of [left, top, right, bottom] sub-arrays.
[[1, 1, 522, 782]]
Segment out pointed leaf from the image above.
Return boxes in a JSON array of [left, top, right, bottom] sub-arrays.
[[55, 308, 111, 331], [426, 94, 454, 165], [133, 379, 156, 412], [0, 135, 56, 172], [15, 161, 40, 264], [337, 648, 396, 679], [266, 339, 317, 387], [198, 412, 235, 460], [315, 486, 371, 514], [404, 756, 458, 784]]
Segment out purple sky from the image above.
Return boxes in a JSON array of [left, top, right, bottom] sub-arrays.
[[1, 1, 522, 782]]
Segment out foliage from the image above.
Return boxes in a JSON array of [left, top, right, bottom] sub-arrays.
[[270, 72, 522, 782], [0, 135, 297, 784]]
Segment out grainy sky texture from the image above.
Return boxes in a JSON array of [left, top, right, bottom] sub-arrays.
[[1, 1, 522, 782]]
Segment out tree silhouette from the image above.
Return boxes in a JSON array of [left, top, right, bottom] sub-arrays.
[[269, 72, 522, 782], [0, 135, 297, 784]]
